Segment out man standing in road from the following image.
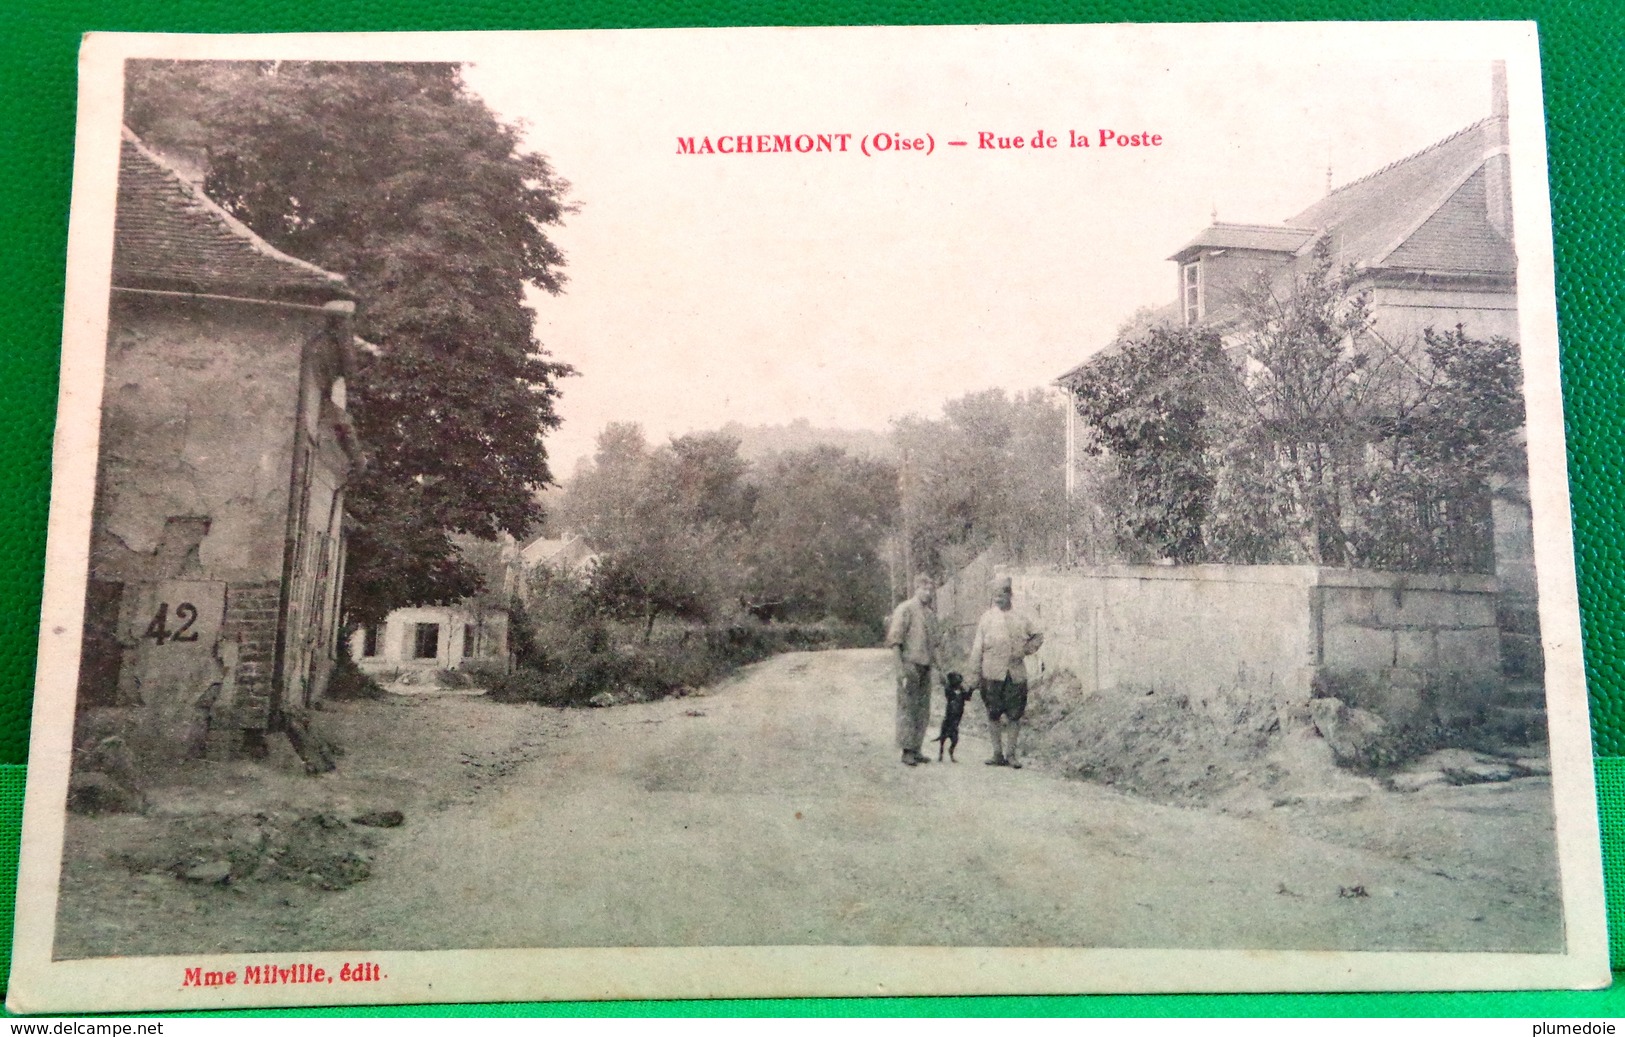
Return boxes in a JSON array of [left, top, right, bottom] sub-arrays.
[[968, 574, 1043, 769], [886, 574, 940, 767]]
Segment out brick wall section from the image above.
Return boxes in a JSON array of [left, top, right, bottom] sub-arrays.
[[222, 581, 281, 729]]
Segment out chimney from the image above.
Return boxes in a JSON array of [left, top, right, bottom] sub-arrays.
[[1485, 60, 1513, 241]]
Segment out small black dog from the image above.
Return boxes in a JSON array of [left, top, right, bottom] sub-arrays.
[[934, 671, 974, 762]]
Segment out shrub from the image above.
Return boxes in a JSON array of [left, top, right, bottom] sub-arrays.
[[486, 667, 561, 705], [435, 669, 474, 689], [491, 619, 879, 708], [325, 657, 386, 700], [460, 660, 510, 686]]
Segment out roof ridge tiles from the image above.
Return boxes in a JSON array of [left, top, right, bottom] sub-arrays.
[[1321, 116, 1494, 199]]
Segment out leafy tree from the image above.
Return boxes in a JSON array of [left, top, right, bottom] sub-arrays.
[[1346, 326, 1525, 572], [563, 425, 749, 637], [745, 447, 899, 625], [1214, 241, 1396, 564], [1068, 327, 1233, 562], [124, 60, 573, 623], [892, 388, 1067, 575]]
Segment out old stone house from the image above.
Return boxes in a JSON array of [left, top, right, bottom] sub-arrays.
[[76, 129, 363, 763]]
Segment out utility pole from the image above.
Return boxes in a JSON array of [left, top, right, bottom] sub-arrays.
[[900, 446, 914, 594], [1060, 385, 1076, 567]]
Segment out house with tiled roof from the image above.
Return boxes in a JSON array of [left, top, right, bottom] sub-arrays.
[[1053, 65, 1539, 679], [76, 129, 363, 767], [1059, 77, 1516, 385], [518, 533, 597, 580]]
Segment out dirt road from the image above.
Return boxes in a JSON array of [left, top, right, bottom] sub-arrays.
[[57, 648, 1563, 956], [309, 649, 1561, 952]]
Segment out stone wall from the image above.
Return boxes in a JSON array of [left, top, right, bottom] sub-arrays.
[[938, 562, 1502, 712]]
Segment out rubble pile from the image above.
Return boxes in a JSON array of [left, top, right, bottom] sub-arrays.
[[111, 809, 389, 891]]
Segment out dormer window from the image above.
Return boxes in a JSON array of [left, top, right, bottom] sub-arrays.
[[1181, 260, 1203, 325]]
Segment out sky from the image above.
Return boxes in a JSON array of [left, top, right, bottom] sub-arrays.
[[456, 28, 1499, 477]]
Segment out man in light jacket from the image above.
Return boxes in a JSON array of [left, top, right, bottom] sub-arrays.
[[967, 574, 1043, 769], [885, 574, 940, 767]]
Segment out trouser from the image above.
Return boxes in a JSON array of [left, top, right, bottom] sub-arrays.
[[895, 663, 931, 753]]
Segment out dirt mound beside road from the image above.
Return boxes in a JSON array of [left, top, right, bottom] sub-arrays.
[[1023, 672, 1360, 805]]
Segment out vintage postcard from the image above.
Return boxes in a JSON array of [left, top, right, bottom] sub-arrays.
[[8, 22, 1608, 1013]]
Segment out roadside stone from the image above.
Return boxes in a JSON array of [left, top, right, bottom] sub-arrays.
[[67, 771, 147, 815], [1389, 770, 1448, 793], [80, 735, 139, 787], [182, 860, 233, 884], [1308, 698, 1388, 765], [1443, 761, 1518, 785], [352, 810, 405, 828], [1408, 747, 1519, 784], [588, 692, 617, 708]]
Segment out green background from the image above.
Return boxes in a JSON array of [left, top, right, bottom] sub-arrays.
[[2, 0, 1623, 1018]]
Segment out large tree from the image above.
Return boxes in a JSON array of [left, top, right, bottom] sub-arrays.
[[891, 388, 1068, 576], [124, 61, 573, 622], [1069, 325, 1234, 563], [563, 425, 751, 636], [745, 446, 899, 625]]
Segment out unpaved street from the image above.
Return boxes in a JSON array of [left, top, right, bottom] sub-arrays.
[[306, 650, 1561, 952], [57, 648, 1563, 956]]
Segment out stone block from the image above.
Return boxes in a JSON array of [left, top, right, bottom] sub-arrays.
[[1395, 629, 1439, 669], [1322, 588, 1381, 628], [1404, 591, 1496, 630], [1374, 669, 1429, 725], [1436, 627, 1501, 672], [1500, 632, 1543, 681], [1427, 671, 1502, 729], [1322, 624, 1395, 669]]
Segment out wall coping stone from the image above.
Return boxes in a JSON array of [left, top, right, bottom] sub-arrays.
[[1011, 563, 1499, 594]]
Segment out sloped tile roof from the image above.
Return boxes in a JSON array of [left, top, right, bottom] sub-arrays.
[[1382, 164, 1517, 274], [1168, 222, 1315, 263], [1284, 117, 1509, 272], [1058, 115, 1513, 386], [113, 129, 352, 304]]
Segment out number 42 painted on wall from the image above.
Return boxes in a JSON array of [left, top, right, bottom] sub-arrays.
[[142, 602, 200, 646]]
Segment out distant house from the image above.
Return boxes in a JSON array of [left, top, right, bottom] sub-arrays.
[[349, 603, 512, 675], [1055, 64, 1537, 675], [78, 129, 363, 762], [349, 534, 523, 676], [517, 533, 597, 590]]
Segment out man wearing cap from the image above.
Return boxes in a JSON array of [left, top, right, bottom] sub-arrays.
[[967, 575, 1044, 768], [885, 574, 940, 767]]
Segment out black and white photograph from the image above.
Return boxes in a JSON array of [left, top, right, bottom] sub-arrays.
[[7, 23, 1607, 1013]]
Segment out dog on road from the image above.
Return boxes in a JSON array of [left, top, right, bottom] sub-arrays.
[[933, 671, 974, 762]]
